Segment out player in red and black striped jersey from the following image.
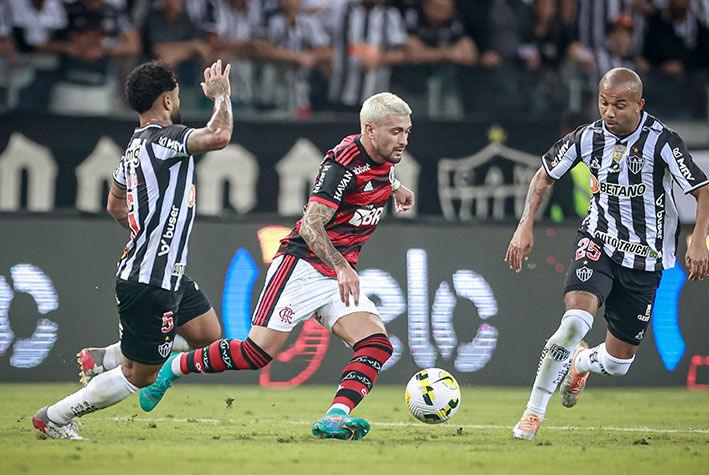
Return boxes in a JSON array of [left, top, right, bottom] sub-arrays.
[[276, 133, 400, 278], [137, 92, 415, 441]]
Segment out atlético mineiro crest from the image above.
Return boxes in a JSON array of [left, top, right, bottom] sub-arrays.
[[627, 150, 644, 174], [576, 266, 593, 282], [158, 340, 173, 358]]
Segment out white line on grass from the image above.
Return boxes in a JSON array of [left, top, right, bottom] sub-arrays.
[[5, 415, 708, 434]]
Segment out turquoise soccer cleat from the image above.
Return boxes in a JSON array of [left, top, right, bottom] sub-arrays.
[[311, 409, 370, 441], [140, 353, 180, 412]]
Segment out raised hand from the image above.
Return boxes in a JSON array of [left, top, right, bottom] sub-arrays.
[[201, 59, 231, 101]]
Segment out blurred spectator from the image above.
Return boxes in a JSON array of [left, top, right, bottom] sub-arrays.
[[6, 0, 67, 110], [394, 0, 475, 117], [532, 0, 576, 70], [593, 14, 648, 84], [253, 0, 332, 116], [9, 0, 68, 54], [479, 0, 537, 70], [576, 0, 655, 57], [209, 0, 259, 59], [643, 0, 709, 75], [50, 0, 140, 85], [0, 0, 18, 109], [0, 0, 19, 68], [327, 0, 407, 109], [208, 0, 260, 107], [144, 0, 211, 72], [186, 0, 219, 34], [404, 0, 477, 66]]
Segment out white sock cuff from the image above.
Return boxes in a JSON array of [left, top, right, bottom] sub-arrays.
[[561, 309, 594, 333], [173, 334, 191, 352], [103, 342, 123, 370], [115, 367, 139, 393], [600, 343, 635, 364]]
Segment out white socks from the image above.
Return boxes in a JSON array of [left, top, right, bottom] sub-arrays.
[[525, 309, 594, 418], [103, 342, 123, 370], [47, 367, 137, 424], [574, 343, 634, 376]]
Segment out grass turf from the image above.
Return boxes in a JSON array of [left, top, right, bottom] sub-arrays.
[[1, 384, 708, 475]]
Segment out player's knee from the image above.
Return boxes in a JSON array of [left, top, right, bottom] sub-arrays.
[[558, 309, 594, 342], [380, 335, 393, 362], [355, 333, 393, 365], [122, 367, 158, 388]]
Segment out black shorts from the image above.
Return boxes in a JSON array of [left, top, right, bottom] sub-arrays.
[[116, 275, 212, 365], [564, 232, 662, 346], [116, 278, 184, 365], [176, 275, 212, 326]]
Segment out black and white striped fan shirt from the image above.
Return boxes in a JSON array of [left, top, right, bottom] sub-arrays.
[[113, 124, 196, 291], [327, 0, 407, 107], [542, 111, 709, 272]]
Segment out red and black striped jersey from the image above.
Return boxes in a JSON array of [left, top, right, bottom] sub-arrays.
[[276, 134, 395, 278]]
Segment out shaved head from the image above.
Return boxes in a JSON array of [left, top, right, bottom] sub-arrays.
[[597, 67, 645, 137], [600, 68, 643, 102]]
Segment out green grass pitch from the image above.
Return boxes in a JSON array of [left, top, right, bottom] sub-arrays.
[[1, 384, 708, 474]]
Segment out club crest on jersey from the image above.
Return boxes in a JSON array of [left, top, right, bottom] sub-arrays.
[[576, 266, 593, 282], [627, 149, 644, 174]]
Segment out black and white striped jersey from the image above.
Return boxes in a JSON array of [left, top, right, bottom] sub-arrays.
[[542, 111, 709, 271], [112, 124, 196, 291]]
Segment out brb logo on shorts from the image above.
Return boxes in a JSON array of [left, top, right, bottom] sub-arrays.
[[349, 207, 384, 226]]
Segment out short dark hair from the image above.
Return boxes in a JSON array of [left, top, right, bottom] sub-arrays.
[[125, 61, 178, 113]]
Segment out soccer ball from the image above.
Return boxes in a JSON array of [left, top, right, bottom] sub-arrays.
[[405, 368, 461, 424]]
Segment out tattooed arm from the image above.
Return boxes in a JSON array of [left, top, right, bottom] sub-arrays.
[[300, 201, 360, 306], [187, 59, 233, 155], [504, 166, 555, 273], [106, 181, 130, 231]]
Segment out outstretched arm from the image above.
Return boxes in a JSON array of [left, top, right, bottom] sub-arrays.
[[299, 201, 360, 306], [504, 166, 554, 272], [686, 184, 709, 281], [187, 60, 233, 155]]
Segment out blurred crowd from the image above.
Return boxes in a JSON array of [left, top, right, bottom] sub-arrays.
[[0, 0, 708, 119]]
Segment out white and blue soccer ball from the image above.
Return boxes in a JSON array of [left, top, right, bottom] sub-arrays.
[[405, 368, 461, 424]]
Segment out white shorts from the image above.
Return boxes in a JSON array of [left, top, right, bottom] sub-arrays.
[[251, 254, 379, 332]]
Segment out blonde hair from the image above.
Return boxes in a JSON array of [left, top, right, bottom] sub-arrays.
[[359, 92, 412, 134]]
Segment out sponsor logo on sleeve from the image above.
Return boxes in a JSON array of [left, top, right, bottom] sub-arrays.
[[673, 148, 694, 181], [158, 136, 186, 154], [333, 171, 353, 201], [550, 140, 570, 167]]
